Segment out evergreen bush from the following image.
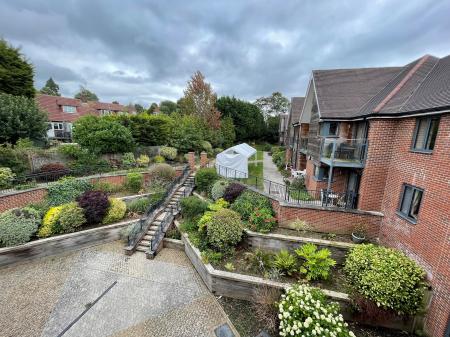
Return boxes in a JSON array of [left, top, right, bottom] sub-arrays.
[[102, 198, 127, 224], [0, 207, 40, 246]]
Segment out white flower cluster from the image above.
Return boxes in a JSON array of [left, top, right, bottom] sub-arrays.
[[278, 284, 355, 337]]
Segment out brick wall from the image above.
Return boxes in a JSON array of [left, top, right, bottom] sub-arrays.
[[271, 199, 382, 238], [0, 188, 48, 212], [372, 114, 450, 337]]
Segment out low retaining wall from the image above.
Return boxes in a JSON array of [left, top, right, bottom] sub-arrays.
[[181, 232, 425, 333], [0, 219, 138, 267], [245, 230, 354, 265]]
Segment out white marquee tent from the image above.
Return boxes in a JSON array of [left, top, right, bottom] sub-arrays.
[[215, 143, 256, 178]]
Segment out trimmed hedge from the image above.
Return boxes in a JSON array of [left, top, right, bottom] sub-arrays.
[[206, 208, 243, 252], [195, 167, 219, 193]]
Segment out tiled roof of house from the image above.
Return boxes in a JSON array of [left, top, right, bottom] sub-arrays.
[[288, 97, 305, 126], [312, 54, 450, 119], [313, 67, 402, 119], [37, 94, 133, 122]]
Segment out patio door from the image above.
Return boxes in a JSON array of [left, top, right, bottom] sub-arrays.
[[346, 172, 360, 208]]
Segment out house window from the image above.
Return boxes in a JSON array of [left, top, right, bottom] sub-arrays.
[[53, 122, 64, 130], [100, 109, 112, 116], [313, 164, 330, 181], [412, 117, 439, 152], [320, 122, 339, 137], [62, 105, 76, 113], [398, 184, 423, 223]]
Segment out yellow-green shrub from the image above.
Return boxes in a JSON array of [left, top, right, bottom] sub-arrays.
[[38, 205, 64, 238], [102, 198, 127, 224], [38, 202, 86, 238]]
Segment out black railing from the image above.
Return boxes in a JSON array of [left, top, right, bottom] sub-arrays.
[[215, 163, 357, 209], [127, 165, 190, 247]]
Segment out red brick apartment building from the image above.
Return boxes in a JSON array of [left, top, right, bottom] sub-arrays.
[[37, 94, 135, 141], [285, 54, 450, 336]]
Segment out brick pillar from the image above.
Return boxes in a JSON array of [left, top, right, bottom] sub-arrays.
[[285, 148, 292, 166], [200, 151, 208, 168], [188, 152, 196, 171]]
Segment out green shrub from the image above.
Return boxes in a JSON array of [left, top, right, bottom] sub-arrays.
[[122, 152, 136, 168], [0, 167, 15, 189], [248, 208, 277, 233], [127, 197, 151, 214], [76, 190, 109, 225], [92, 180, 123, 194], [195, 167, 219, 193], [179, 218, 200, 233], [125, 172, 143, 193], [57, 143, 83, 159], [148, 163, 176, 184], [180, 196, 208, 220], [47, 177, 92, 206], [0, 207, 40, 246], [0, 144, 29, 175], [160, 146, 177, 161], [213, 148, 223, 155], [344, 244, 426, 315], [278, 284, 355, 337], [273, 249, 296, 275], [207, 209, 243, 252], [295, 243, 336, 281], [244, 248, 274, 274], [153, 155, 165, 163], [58, 202, 86, 233], [136, 154, 150, 167], [210, 179, 229, 200], [201, 249, 223, 264], [26, 201, 50, 218], [223, 183, 246, 203], [102, 198, 127, 224], [231, 190, 273, 221], [201, 141, 213, 156]]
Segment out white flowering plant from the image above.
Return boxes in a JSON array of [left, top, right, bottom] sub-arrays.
[[278, 284, 355, 337]]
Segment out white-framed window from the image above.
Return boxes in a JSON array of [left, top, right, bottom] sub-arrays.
[[100, 109, 112, 116], [53, 122, 64, 130], [62, 105, 77, 113]]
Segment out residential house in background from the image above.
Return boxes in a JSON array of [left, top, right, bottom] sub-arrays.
[[37, 94, 135, 141], [278, 112, 289, 144], [285, 54, 450, 336], [285, 96, 305, 168]]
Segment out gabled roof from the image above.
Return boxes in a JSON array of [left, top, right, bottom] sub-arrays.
[[88, 101, 128, 111], [313, 67, 401, 119], [311, 53, 450, 120], [288, 97, 305, 126]]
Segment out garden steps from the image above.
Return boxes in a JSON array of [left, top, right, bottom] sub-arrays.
[[133, 173, 195, 258]]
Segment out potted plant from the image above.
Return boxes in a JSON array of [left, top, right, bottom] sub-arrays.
[[351, 223, 367, 243]]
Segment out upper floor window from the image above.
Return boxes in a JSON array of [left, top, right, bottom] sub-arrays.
[[313, 164, 330, 181], [320, 122, 339, 137], [412, 117, 439, 152], [62, 105, 76, 113], [398, 184, 423, 223]]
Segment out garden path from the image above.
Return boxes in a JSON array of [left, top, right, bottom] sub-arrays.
[[0, 241, 237, 337], [262, 152, 286, 198]]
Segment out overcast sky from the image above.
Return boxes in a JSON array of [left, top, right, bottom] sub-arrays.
[[1, 0, 449, 106]]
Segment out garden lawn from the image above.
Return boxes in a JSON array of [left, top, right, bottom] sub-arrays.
[[249, 150, 263, 161], [244, 162, 264, 189]]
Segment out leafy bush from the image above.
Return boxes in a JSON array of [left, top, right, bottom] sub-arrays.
[[91, 181, 123, 194], [127, 197, 151, 214], [37, 162, 69, 179], [248, 208, 277, 233], [344, 244, 426, 315], [58, 202, 86, 234], [231, 190, 273, 221], [290, 176, 305, 190], [224, 262, 235, 271], [223, 183, 246, 203], [200, 141, 213, 156], [47, 177, 92, 206], [213, 148, 223, 155], [278, 284, 355, 337], [57, 143, 82, 159], [208, 198, 229, 211], [76, 190, 109, 224], [180, 196, 208, 220], [148, 163, 176, 184], [160, 146, 177, 161], [0, 167, 15, 189], [26, 200, 50, 218], [102, 198, 127, 224], [122, 152, 136, 168], [38, 205, 63, 238], [125, 172, 143, 193], [206, 209, 243, 252], [0, 144, 29, 175], [244, 248, 274, 274], [273, 249, 296, 275], [153, 155, 165, 163], [0, 207, 40, 246], [136, 154, 150, 167], [295, 243, 336, 281], [201, 249, 223, 264], [210, 179, 229, 200], [195, 167, 219, 193]]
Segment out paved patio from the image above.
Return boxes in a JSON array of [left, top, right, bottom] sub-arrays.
[[0, 242, 236, 337]]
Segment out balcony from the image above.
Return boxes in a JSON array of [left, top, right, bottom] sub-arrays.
[[53, 130, 72, 140], [320, 137, 368, 168], [299, 137, 308, 154]]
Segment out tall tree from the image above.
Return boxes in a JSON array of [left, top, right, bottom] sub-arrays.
[[255, 92, 290, 119], [159, 100, 177, 115], [216, 96, 266, 142], [147, 102, 158, 114], [0, 39, 35, 98], [40, 77, 60, 96], [265, 115, 280, 143], [74, 86, 99, 102], [0, 93, 48, 144], [182, 71, 221, 129], [134, 103, 144, 114]]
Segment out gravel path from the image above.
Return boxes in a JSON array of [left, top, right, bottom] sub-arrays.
[[0, 242, 237, 337]]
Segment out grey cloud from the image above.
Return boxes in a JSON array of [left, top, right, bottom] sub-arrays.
[[0, 0, 449, 105]]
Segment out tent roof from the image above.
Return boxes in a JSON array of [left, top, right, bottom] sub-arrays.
[[226, 143, 256, 158]]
